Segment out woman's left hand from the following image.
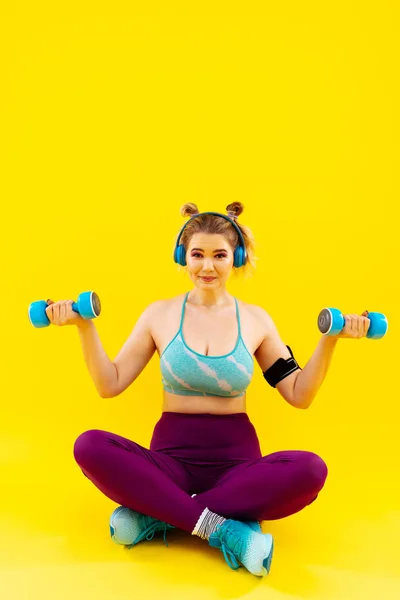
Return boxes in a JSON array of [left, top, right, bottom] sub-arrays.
[[335, 311, 371, 339]]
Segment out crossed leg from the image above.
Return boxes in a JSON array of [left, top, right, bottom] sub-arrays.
[[74, 430, 328, 530], [192, 450, 328, 521], [73, 429, 203, 532]]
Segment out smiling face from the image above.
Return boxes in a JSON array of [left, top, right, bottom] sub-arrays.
[[186, 233, 234, 289]]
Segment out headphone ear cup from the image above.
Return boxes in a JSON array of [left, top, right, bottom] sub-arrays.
[[174, 244, 187, 266], [234, 246, 246, 268]]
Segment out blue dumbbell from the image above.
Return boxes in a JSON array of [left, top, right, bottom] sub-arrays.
[[28, 291, 101, 328], [317, 308, 388, 339]]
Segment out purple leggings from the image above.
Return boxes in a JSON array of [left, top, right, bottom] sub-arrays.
[[73, 412, 328, 533]]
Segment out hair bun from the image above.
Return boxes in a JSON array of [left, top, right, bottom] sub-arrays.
[[180, 202, 200, 218], [226, 201, 244, 220]]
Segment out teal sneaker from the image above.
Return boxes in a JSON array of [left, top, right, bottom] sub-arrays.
[[245, 521, 262, 533], [208, 519, 274, 576], [109, 506, 175, 548]]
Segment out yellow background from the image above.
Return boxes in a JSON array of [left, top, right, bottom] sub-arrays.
[[1, 2, 399, 598]]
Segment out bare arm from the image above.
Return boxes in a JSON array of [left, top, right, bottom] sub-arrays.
[[110, 303, 158, 397], [254, 306, 339, 409], [292, 336, 339, 409], [254, 308, 301, 408], [77, 320, 119, 398], [77, 302, 158, 398]]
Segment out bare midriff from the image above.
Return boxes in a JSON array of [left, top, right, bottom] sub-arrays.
[[161, 390, 247, 414]]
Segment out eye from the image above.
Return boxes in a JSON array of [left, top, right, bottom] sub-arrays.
[[191, 253, 227, 259]]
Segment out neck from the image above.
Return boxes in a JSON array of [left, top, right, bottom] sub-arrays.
[[188, 286, 232, 308]]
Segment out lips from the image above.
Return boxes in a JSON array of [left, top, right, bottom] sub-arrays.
[[201, 277, 216, 281]]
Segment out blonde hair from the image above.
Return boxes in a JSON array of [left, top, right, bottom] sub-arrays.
[[175, 201, 257, 279]]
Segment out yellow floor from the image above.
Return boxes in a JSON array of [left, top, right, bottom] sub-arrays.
[[1, 427, 399, 599]]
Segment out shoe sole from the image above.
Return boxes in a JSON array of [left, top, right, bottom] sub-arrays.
[[242, 531, 274, 576], [262, 534, 274, 574], [109, 506, 132, 544]]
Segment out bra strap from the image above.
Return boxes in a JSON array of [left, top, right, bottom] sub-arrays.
[[234, 297, 242, 337], [179, 292, 190, 332]]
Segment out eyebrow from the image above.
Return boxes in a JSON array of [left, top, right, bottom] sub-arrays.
[[190, 248, 228, 253]]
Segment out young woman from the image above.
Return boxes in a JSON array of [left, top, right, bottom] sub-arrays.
[[46, 202, 369, 576]]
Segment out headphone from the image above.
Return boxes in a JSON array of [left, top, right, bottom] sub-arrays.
[[174, 212, 247, 268]]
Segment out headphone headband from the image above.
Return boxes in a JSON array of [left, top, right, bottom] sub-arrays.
[[174, 211, 247, 268]]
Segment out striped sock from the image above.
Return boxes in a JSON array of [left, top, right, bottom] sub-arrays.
[[191, 507, 226, 540]]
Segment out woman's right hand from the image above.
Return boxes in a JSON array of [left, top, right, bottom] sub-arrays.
[[45, 300, 86, 327]]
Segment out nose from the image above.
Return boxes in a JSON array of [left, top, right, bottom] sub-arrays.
[[202, 257, 215, 271]]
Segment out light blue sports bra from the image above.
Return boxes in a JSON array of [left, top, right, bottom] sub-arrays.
[[160, 292, 254, 398]]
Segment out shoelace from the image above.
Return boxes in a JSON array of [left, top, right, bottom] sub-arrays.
[[127, 517, 172, 549], [220, 544, 240, 571], [215, 524, 244, 571]]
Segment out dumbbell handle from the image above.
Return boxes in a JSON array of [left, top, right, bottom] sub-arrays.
[[49, 300, 89, 315], [318, 308, 388, 339], [29, 291, 101, 328]]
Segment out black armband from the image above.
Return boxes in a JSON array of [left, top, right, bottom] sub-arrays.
[[263, 345, 302, 388]]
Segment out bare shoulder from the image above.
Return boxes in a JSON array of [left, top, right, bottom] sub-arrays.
[[239, 300, 273, 331], [144, 293, 185, 323]]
